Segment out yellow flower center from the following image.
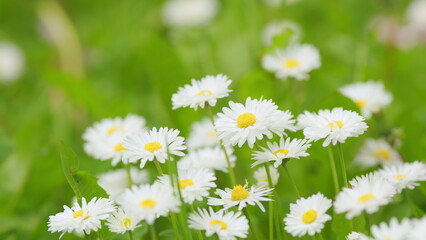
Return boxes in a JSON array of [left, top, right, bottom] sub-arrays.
[[196, 90, 213, 96], [374, 149, 391, 161], [355, 100, 366, 108], [237, 113, 257, 128], [114, 143, 127, 152], [231, 185, 249, 201], [208, 130, 217, 138], [328, 121, 343, 132], [144, 142, 162, 153], [107, 126, 124, 135], [283, 59, 300, 69], [273, 149, 289, 157], [335, 121, 344, 128], [210, 220, 228, 230], [123, 218, 132, 229], [395, 174, 406, 180], [73, 209, 90, 220], [140, 199, 157, 208], [178, 179, 194, 189], [384, 237, 393, 240], [301, 209, 317, 224], [358, 193, 374, 203]]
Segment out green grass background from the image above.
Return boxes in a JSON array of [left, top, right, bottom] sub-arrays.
[[1, 0, 426, 239]]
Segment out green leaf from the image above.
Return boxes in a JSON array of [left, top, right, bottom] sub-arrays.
[[73, 171, 108, 200]]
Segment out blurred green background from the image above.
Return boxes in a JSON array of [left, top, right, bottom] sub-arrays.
[[1, 0, 426, 239]]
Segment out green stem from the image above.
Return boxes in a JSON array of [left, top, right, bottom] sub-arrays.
[[337, 143, 349, 188], [405, 190, 421, 218], [243, 208, 262, 240], [124, 163, 133, 187], [282, 164, 301, 198], [190, 206, 204, 240], [128, 231, 134, 240], [327, 146, 340, 193], [205, 106, 236, 186], [264, 164, 274, 240], [317, 233, 324, 240], [169, 213, 181, 240], [153, 160, 164, 176], [173, 160, 192, 240], [149, 224, 158, 240]]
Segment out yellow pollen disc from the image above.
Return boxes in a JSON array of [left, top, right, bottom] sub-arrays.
[[283, 59, 300, 68], [374, 150, 391, 161], [210, 220, 228, 230], [396, 174, 407, 180], [196, 90, 213, 96], [237, 113, 257, 128], [384, 237, 393, 240], [262, 178, 269, 182], [73, 209, 83, 218], [114, 143, 127, 152], [107, 126, 123, 135], [328, 122, 334, 131], [358, 193, 374, 203], [178, 179, 194, 189], [273, 149, 289, 157], [301, 209, 317, 224], [355, 100, 366, 108], [144, 142, 162, 153], [231, 185, 249, 201], [335, 121, 344, 128], [123, 218, 132, 228], [140, 199, 157, 208], [208, 130, 217, 138]]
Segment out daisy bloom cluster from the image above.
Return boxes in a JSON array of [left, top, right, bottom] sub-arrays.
[[299, 107, 368, 147], [355, 138, 403, 168], [215, 97, 296, 148], [123, 127, 186, 168], [0, 41, 24, 83], [252, 137, 311, 167], [262, 44, 320, 80], [172, 74, 232, 110], [284, 193, 332, 237], [339, 81, 393, 119], [188, 207, 249, 240], [208, 183, 273, 212], [162, 0, 218, 28], [334, 173, 396, 219], [82, 114, 146, 165], [48, 197, 115, 237]]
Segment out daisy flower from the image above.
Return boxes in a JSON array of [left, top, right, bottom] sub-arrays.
[[262, 44, 320, 81], [215, 97, 296, 148], [188, 207, 249, 240], [346, 232, 371, 240], [409, 217, 426, 240], [371, 218, 412, 240], [302, 107, 368, 147], [82, 114, 146, 165], [339, 81, 393, 119], [172, 74, 232, 110], [334, 173, 396, 219], [106, 208, 141, 234], [117, 182, 180, 224], [162, 0, 218, 28], [97, 168, 150, 200], [123, 127, 186, 168], [378, 161, 426, 193], [354, 138, 403, 168], [284, 193, 332, 237], [157, 168, 217, 204], [48, 197, 115, 237], [407, 0, 426, 32], [178, 146, 236, 173], [207, 183, 273, 212], [0, 41, 24, 83], [187, 117, 220, 149], [252, 138, 311, 168], [254, 165, 280, 187], [262, 20, 301, 46]]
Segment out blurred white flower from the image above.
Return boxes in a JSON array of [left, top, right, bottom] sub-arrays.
[[378, 161, 426, 193], [371, 218, 412, 240], [178, 146, 236, 173], [0, 41, 24, 83], [355, 138, 403, 168], [253, 165, 280, 187], [106, 208, 141, 234], [262, 20, 301, 46], [163, 0, 218, 28], [187, 118, 220, 149], [98, 168, 149, 200], [346, 232, 371, 240]]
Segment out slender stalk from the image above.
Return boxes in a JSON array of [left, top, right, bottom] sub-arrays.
[[205, 106, 236, 186], [264, 164, 274, 240], [128, 231, 134, 240], [172, 160, 192, 240], [153, 160, 164, 176], [327, 146, 340, 193], [169, 213, 181, 240], [124, 163, 133, 187], [317, 233, 324, 240], [83, 231, 90, 240], [282, 164, 301, 198], [190, 206, 204, 240], [337, 143, 349, 188], [149, 224, 158, 240], [243, 208, 262, 240], [404, 190, 421, 218]]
